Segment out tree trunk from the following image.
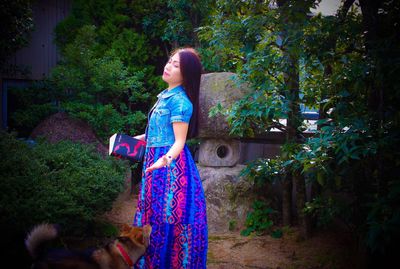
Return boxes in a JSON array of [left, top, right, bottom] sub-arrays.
[[276, 0, 312, 237], [284, 48, 311, 238], [294, 170, 311, 238], [359, 0, 386, 196], [282, 173, 292, 226]]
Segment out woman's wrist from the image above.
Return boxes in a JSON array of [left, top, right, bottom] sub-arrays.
[[164, 154, 173, 166]]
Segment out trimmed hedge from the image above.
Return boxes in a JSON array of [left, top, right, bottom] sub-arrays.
[[0, 131, 127, 236]]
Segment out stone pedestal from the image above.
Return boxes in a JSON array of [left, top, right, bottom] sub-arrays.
[[199, 165, 256, 233]]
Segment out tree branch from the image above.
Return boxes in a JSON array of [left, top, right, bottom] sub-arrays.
[[337, 0, 356, 22]]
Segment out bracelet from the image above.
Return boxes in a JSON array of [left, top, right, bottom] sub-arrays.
[[165, 155, 173, 165]]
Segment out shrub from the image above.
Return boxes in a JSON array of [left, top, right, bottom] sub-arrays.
[[8, 81, 59, 137], [10, 103, 56, 136], [62, 102, 146, 143], [0, 131, 127, 236], [49, 24, 151, 142], [241, 200, 280, 237]]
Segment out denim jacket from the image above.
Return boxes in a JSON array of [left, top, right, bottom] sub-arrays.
[[146, 85, 193, 147]]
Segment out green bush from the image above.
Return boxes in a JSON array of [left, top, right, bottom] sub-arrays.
[[0, 131, 127, 236], [62, 102, 147, 144], [10, 103, 56, 137], [49, 24, 151, 142], [8, 81, 59, 137], [241, 200, 280, 237]]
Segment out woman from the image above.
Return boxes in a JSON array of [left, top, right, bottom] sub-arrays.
[[132, 48, 208, 268]]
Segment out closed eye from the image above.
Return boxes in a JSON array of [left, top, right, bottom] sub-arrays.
[[168, 58, 180, 68]]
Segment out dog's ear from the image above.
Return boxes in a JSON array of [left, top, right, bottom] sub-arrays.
[[132, 228, 144, 244], [142, 225, 152, 247], [143, 225, 152, 237]]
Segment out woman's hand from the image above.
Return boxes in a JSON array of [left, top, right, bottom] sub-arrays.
[[145, 122, 187, 173], [145, 155, 168, 173], [134, 134, 145, 141]]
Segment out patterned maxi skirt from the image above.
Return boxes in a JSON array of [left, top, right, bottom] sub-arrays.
[[133, 145, 208, 268]]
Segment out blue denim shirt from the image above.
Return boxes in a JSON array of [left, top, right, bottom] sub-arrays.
[[146, 85, 193, 147]]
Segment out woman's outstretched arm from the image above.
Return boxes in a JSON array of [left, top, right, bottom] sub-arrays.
[[145, 122, 188, 172]]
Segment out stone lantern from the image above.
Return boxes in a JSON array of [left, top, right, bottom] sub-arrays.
[[198, 72, 248, 167], [197, 72, 256, 233], [197, 72, 317, 234]]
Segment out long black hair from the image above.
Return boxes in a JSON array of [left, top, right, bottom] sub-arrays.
[[173, 48, 202, 138]]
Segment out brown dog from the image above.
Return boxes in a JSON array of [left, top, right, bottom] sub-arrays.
[[25, 223, 151, 269]]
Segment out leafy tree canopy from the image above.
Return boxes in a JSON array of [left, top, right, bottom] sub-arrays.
[[200, 0, 400, 259]]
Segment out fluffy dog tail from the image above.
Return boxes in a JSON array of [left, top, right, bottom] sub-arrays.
[[25, 223, 58, 259]]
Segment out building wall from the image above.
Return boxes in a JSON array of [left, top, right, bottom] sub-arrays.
[[1, 0, 71, 130], [4, 0, 72, 80], [239, 142, 282, 164]]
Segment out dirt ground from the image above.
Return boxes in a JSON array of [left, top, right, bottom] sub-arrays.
[[102, 176, 359, 269]]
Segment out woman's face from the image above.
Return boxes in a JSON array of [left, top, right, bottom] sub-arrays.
[[162, 52, 183, 88]]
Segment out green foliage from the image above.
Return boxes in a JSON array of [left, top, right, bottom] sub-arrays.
[[366, 180, 400, 253], [241, 200, 276, 236], [8, 81, 59, 137], [163, 0, 214, 47], [44, 0, 215, 143], [228, 220, 237, 231], [9, 0, 216, 141], [94, 221, 120, 237], [62, 102, 146, 143], [304, 196, 346, 228], [0, 131, 126, 236], [11, 103, 56, 136], [0, 0, 34, 72], [51, 24, 147, 101], [201, 0, 400, 258], [198, 0, 312, 138], [163, 2, 194, 46], [240, 158, 284, 187], [271, 228, 283, 238], [9, 0, 399, 260], [49, 24, 151, 141], [48, 0, 168, 142]]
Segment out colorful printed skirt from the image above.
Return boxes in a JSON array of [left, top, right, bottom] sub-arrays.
[[133, 145, 208, 268]]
